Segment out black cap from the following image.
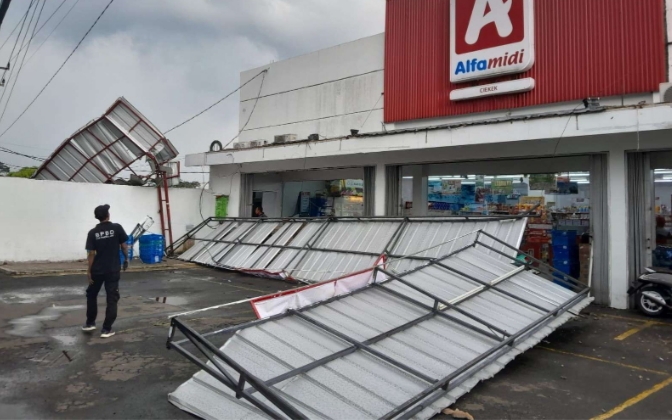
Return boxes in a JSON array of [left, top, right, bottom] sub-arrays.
[[94, 204, 110, 221]]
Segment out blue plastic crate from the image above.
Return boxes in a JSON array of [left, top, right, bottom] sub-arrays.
[[552, 244, 578, 260], [139, 234, 164, 264], [552, 230, 577, 246], [553, 259, 579, 277]]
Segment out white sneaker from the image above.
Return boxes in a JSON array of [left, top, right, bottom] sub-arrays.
[[100, 330, 115, 338], [82, 324, 96, 332]]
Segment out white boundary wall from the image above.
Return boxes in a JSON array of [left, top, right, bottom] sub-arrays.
[[0, 178, 215, 262]]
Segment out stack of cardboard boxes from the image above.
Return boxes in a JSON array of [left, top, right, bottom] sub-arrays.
[[578, 242, 591, 284]]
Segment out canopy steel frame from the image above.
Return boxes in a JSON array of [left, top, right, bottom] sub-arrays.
[[168, 227, 590, 419], [167, 216, 501, 283], [166, 215, 527, 256]]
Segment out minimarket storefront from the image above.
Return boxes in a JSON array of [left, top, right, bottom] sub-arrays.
[[190, 0, 672, 309], [201, 120, 672, 311]]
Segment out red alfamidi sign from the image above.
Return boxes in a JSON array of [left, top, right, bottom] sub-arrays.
[[450, 0, 535, 86], [384, 0, 665, 122]]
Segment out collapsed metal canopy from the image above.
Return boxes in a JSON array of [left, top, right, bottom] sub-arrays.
[[33, 97, 178, 183], [167, 219, 591, 420], [172, 216, 528, 283]]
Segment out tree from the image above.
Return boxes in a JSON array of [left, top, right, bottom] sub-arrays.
[[7, 166, 37, 178], [142, 178, 200, 188], [173, 179, 201, 189], [0, 162, 9, 175]]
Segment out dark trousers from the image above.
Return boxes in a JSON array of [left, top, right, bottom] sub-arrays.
[[86, 272, 120, 331]]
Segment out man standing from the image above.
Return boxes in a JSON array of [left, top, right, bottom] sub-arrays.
[[82, 205, 129, 338]]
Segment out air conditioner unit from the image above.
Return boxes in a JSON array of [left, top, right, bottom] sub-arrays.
[[657, 83, 672, 103], [274, 134, 297, 144], [233, 141, 251, 149], [249, 140, 268, 148]]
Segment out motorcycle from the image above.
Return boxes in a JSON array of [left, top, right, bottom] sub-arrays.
[[628, 267, 672, 317]]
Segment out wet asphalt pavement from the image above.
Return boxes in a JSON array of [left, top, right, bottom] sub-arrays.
[[0, 266, 671, 419], [0, 267, 296, 419]]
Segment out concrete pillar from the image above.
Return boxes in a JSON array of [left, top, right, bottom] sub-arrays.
[[608, 147, 629, 309], [374, 164, 386, 216], [411, 165, 429, 216]]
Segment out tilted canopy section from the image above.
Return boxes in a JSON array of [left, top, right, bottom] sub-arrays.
[[33, 97, 178, 183], [172, 216, 528, 283], [168, 226, 591, 420]]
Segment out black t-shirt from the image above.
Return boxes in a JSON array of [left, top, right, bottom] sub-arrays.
[[85, 222, 129, 274]]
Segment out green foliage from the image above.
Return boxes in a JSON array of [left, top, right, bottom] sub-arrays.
[[7, 166, 37, 178], [173, 179, 201, 189]]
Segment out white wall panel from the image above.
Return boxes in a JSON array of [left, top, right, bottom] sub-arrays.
[[0, 178, 215, 262]]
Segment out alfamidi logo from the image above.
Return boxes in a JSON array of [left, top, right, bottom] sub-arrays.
[[450, 0, 535, 83]]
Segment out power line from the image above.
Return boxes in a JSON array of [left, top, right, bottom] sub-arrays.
[[0, 7, 25, 51], [221, 69, 267, 150], [0, 0, 39, 112], [0, 0, 45, 126], [164, 68, 268, 134], [0, 145, 45, 161], [0, 159, 22, 168], [0, 0, 35, 85], [7, 0, 67, 63], [0, 0, 115, 142], [0, 140, 52, 150], [26, 0, 79, 64]]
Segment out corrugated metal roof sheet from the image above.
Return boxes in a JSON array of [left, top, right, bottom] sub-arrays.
[[33, 97, 178, 182], [168, 220, 590, 419], [173, 217, 527, 283]]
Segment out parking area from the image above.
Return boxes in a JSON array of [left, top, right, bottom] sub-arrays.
[[0, 266, 670, 419]]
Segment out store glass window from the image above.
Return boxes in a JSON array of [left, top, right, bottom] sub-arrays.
[[654, 169, 672, 268], [425, 172, 592, 282], [282, 179, 364, 217]]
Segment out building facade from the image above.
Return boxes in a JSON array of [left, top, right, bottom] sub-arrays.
[[186, 0, 672, 309]]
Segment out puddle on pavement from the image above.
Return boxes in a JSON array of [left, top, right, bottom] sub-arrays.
[[52, 334, 78, 346], [8, 305, 84, 337], [0, 287, 84, 304], [153, 296, 188, 306]]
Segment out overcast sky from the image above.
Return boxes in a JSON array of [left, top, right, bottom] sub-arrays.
[[0, 0, 385, 179]]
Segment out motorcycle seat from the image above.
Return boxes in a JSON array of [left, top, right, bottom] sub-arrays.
[[647, 266, 672, 275]]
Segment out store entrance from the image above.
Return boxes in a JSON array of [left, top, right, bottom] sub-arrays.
[[653, 168, 672, 269], [629, 152, 672, 280], [282, 179, 364, 217], [401, 165, 593, 284]]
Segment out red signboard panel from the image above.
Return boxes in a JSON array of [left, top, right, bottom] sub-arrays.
[[384, 0, 667, 123]]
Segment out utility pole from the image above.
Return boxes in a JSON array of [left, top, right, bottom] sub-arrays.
[[0, 0, 12, 31], [0, 0, 11, 79]]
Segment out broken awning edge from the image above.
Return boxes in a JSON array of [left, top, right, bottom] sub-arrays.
[[410, 296, 593, 420], [250, 256, 388, 319], [167, 296, 593, 420]]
